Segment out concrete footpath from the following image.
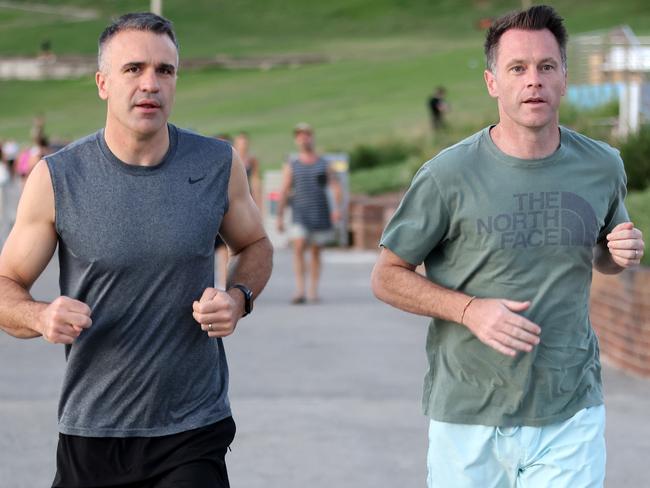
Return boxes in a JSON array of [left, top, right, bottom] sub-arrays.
[[0, 244, 649, 487]]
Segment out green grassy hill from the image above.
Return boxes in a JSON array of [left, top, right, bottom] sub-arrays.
[[0, 40, 492, 162], [2, 0, 650, 57], [3, 0, 649, 164], [1, 0, 647, 257]]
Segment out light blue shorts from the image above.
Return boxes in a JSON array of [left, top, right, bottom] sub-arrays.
[[427, 405, 606, 488]]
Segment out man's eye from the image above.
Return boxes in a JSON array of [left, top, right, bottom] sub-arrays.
[[126, 66, 139, 73], [511, 66, 524, 73], [542, 64, 554, 71]]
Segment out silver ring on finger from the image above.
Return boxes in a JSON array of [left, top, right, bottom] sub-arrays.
[[634, 249, 638, 258], [208, 323, 213, 332]]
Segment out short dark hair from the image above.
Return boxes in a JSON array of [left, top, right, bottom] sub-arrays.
[[98, 12, 178, 70], [484, 5, 567, 73]]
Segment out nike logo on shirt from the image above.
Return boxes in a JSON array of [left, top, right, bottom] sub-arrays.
[[188, 176, 206, 184]]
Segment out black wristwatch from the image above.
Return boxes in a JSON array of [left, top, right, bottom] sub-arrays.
[[229, 284, 253, 317]]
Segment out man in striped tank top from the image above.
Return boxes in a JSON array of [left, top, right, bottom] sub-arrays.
[[276, 123, 342, 304]]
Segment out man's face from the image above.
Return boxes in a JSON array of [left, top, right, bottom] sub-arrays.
[[96, 29, 178, 139], [294, 130, 314, 151], [484, 28, 566, 132]]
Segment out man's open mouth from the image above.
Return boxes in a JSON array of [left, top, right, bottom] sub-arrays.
[[523, 97, 545, 104], [135, 100, 161, 109]]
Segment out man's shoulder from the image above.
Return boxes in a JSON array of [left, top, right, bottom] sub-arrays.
[[561, 126, 621, 159], [422, 128, 486, 175], [43, 130, 102, 170], [560, 126, 625, 176], [47, 131, 100, 159], [173, 125, 231, 152]]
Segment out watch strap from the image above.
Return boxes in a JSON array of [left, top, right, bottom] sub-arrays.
[[230, 284, 253, 317]]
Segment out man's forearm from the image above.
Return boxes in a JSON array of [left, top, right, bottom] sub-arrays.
[[226, 236, 273, 300], [372, 254, 542, 357], [331, 180, 342, 209], [371, 262, 470, 324], [276, 193, 287, 222], [0, 276, 44, 338]]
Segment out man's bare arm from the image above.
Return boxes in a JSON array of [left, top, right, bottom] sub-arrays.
[[0, 161, 92, 342], [275, 162, 292, 233], [371, 247, 540, 357], [0, 161, 57, 338], [328, 167, 342, 223], [220, 150, 273, 297], [192, 149, 273, 337]]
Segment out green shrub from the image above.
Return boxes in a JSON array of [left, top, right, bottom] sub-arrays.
[[560, 101, 618, 144], [349, 157, 417, 195], [349, 144, 382, 170], [349, 139, 420, 171], [619, 125, 650, 191]]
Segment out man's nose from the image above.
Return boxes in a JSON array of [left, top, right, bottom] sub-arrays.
[[526, 69, 543, 88], [140, 68, 160, 92]]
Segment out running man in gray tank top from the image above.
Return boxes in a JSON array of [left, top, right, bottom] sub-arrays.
[[0, 13, 273, 487], [276, 123, 342, 304]]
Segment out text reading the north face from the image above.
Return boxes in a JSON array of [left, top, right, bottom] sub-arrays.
[[476, 192, 599, 250]]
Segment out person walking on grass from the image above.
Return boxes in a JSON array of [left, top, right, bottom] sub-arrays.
[[372, 5, 644, 487], [428, 86, 449, 131], [0, 13, 272, 487]]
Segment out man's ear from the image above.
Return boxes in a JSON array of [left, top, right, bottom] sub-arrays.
[[484, 69, 498, 99], [96, 71, 108, 101]]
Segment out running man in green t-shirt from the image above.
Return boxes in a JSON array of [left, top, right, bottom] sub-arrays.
[[371, 5, 645, 487]]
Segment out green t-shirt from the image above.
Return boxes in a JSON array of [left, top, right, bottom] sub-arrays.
[[380, 126, 629, 427]]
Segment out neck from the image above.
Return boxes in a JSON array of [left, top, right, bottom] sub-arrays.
[[299, 148, 317, 161], [103, 120, 170, 166], [489, 122, 560, 160]]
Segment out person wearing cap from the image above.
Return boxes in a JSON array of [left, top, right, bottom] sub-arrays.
[[276, 123, 342, 304], [372, 5, 644, 487]]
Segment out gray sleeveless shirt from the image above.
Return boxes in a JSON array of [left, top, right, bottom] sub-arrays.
[[45, 124, 233, 437]]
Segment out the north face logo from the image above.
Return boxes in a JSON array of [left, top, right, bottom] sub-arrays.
[[476, 192, 598, 249]]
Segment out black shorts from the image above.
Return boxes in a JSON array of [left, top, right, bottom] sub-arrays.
[[52, 416, 236, 488]]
